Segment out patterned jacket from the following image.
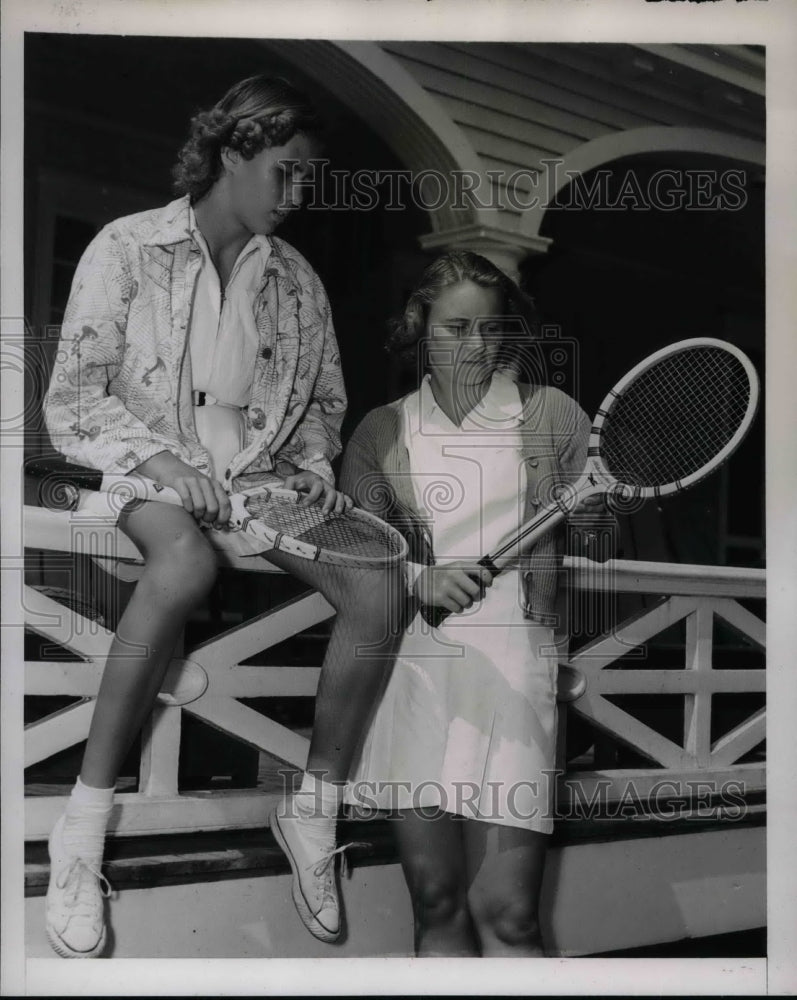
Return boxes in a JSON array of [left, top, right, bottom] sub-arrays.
[[340, 382, 615, 624], [44, 196, 346, 490]]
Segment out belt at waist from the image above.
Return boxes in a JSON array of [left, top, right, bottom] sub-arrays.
[[192, 390, 247, 410]]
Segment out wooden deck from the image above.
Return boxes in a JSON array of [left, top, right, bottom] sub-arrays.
[[24, 806, 766, 958]]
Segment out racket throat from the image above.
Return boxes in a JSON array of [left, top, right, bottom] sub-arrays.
[[486, 502, 567, 570]]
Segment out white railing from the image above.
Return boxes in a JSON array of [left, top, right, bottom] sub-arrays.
[[22, 505, 765, 840], [556, 558, 765, 811]]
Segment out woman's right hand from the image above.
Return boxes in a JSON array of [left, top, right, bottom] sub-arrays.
[[133, 451, 232, 528], [413, 561, 494, 614]]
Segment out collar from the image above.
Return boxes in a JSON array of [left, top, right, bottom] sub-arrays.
[[188, 204, 272, 269], [417, 374, 440, 422], [417, 369, 523, 427], [143, 195, 298, 293], [141, 195, 194, 247]]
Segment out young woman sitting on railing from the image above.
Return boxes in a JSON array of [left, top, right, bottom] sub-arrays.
[[42, 74, 406, 958]]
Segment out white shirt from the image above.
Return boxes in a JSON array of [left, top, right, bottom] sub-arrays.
[[403, 369, 528, 567], [188, 207, 272, 407]]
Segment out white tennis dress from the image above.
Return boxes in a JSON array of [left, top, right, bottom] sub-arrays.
[[346, 372, 558, 833]]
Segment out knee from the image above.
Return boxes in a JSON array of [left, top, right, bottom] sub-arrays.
[[469, 893, 542, 949], [408, 867, 468, 929], [348, 567, 408, 630], [145, 529, 217, 606]]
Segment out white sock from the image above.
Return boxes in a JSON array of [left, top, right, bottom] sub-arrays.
[[295, 772, 344, 821], [62, 778, 115, 864]]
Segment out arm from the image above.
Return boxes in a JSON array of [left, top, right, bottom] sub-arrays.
[[340, 414, 492, 610], [43, 225, 181, 474], [338, 415, 392, 519], [556, 392, 618, 562], [272, 274, 347, 486], [340, 415, 426, 594]]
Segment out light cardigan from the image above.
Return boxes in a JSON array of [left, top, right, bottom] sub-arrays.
[[44, 196, 346, 490], [340, 380, 615, 624]]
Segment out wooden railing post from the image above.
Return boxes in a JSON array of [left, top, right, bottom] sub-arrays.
[[684, 604, 714, 767]]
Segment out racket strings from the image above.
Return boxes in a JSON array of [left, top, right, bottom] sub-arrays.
[[243, 494, 404, 560], [600, 347, 752, 488]]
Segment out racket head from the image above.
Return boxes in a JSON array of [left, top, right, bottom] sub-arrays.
[[590, 338, 759, 502], [230, 487, 408, 568]]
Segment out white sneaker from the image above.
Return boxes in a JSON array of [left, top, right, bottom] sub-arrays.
[[270, 805, 345, 943], [45, 814, 111, 958]]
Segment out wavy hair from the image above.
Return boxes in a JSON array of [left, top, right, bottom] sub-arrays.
[[172, 75, 323, 201], [386, 250, 541, 373]]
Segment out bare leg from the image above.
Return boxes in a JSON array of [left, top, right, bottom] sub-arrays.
[[263, 551, 407, 783], [47, 502, 218, 958], [266, 554, 407, 942], [392, 810, 478, 957], [463, 820, 548, 957], [80, 502, 217, 787]]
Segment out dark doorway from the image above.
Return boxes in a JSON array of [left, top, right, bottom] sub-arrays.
[[524, 152, 764, 569]]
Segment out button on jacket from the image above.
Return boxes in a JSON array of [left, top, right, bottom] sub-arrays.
[[44, 196, 347, 490]]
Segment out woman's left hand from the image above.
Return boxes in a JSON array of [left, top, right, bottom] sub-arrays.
[[281, 469, 353, 514]]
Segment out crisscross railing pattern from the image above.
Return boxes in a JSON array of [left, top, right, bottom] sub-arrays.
[[22, 505, 765, 839]]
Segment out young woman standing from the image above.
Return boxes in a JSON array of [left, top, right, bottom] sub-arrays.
[[341, 251, 613, 956]]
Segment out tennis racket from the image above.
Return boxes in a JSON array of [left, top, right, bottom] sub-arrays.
[[421, 337, 760, 627], [32, 460, 408, 569]]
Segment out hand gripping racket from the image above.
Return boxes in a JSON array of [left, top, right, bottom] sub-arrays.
[[34, 464, 408, 570], [421, 337, 760, 628]]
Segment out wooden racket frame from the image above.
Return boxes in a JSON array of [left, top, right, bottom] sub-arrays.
[[422, 337, 760, 626], [39, 469, 408, 569]]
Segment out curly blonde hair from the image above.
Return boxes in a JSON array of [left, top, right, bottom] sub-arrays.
[[172, 75, 323, 201], [387, 250, 541, 373]]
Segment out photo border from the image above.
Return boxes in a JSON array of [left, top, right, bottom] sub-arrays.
[[2, 0, 794, 995]]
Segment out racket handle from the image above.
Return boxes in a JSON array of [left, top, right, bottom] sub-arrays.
[[477, 555, 501, 576], [27, 459, 183, 511], [419, 556, 502, 630], [420, 603, 450, 630]]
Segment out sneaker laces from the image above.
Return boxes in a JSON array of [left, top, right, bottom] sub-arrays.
[[307, 842, 370, 908], [56, 858, 112, 911]]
